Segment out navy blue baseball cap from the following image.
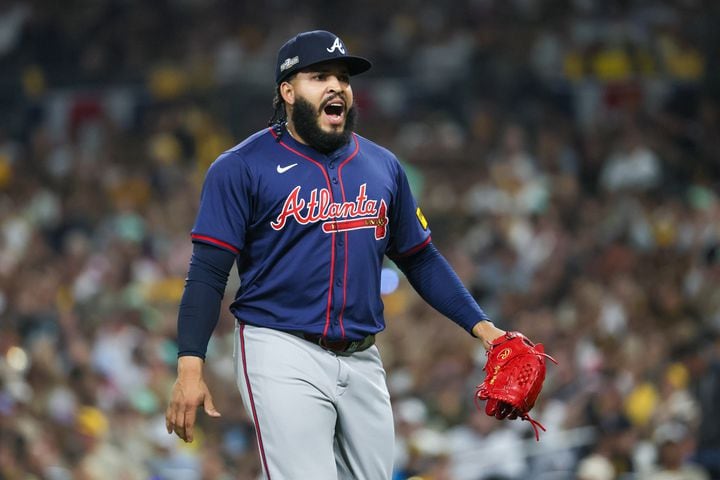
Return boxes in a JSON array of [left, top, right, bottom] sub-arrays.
[[275, 30, 372, 84]]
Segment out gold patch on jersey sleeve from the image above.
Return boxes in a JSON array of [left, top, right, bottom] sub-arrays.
[[416, 207, 428, 230]]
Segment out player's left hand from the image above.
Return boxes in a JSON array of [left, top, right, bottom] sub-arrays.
[[471, 320, 506, 350]]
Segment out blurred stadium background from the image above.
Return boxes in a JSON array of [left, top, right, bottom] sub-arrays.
[[1, 1, 720, 479]]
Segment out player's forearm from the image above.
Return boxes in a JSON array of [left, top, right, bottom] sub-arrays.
[[177, 279, 224, 359], [393, 242, 490, 334], [177, 242, 236, 359]]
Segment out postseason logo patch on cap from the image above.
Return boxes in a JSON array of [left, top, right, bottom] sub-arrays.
[[280, 56, 299, 72]]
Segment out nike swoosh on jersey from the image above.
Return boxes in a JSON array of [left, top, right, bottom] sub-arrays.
[[276, 163, 298, 173]]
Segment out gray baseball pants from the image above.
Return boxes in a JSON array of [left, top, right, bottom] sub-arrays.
[[233, 323, 395, 480]]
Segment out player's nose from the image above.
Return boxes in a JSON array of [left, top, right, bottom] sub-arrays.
[[325, 74, 346, 92], [326, 81, 339, 94]]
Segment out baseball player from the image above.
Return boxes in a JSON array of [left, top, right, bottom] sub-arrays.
[[165, 30, 507, 479]]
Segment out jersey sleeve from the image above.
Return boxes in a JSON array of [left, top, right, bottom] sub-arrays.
[[386, 161, 431, 259], [191, 151, 253, 254]]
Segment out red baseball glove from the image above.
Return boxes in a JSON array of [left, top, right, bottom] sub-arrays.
[[475, 331, 557, 440]]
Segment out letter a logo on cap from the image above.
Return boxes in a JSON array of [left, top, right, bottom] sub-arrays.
[[326, 37, 345, 54]]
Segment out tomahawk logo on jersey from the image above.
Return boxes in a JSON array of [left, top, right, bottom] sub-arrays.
[[190, 126, 430, 340]]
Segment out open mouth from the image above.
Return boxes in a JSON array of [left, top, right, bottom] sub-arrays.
[[322, 101, 345, 125], [324, 104, 344, 116]]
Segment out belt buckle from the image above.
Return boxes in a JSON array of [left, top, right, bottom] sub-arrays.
[[311, 334, 373, 355], [319, 337, 351, 353], [317, 337, 361, 355]]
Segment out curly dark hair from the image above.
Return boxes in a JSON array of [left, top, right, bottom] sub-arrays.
[[269, 74, 297, 140], [268, 85, 286, 128]]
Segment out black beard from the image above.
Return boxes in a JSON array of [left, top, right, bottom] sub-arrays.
[[291, 96, 357, 154]]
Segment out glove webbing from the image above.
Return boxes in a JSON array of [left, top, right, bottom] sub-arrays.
[[520, 348, 557, 441]]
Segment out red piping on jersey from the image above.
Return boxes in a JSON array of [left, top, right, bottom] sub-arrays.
[[191, 233, 240, 254], [336, 134, 361, 338], [393, 235, 432, 259], [240, 324, 272, 480], [269, 127, 337, 337]]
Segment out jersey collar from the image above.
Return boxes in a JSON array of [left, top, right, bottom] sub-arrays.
[[278, 124, 355, 162]]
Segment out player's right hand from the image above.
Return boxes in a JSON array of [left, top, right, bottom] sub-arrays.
[[165, 357, 221, 443]]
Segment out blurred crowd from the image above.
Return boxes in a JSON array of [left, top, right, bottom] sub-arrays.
[[1, 0, 720, 479]]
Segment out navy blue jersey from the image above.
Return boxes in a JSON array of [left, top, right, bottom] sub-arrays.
[[192, 127, 430, 341]]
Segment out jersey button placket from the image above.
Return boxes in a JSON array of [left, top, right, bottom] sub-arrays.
[[327, 162, 345, 334], [332, 277, 343, 326]]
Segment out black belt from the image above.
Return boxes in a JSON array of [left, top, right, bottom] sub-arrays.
[[289, 331, 375, 356]]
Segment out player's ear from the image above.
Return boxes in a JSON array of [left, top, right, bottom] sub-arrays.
[[280, 81, 295, 105]]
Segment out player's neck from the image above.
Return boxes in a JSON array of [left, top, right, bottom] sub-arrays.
[[285, 122, 308, 145]]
